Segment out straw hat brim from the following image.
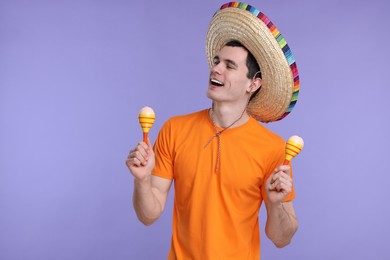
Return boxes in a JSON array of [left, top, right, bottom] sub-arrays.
[[206, 3, 300, 122]]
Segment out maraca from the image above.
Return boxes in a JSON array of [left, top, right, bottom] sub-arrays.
[[283, 135, 304, 165], [138, 106, 155, 143]]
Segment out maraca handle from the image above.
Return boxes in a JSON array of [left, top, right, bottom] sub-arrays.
[[143, 132, 148, 143], [283, 159, 290, 165]]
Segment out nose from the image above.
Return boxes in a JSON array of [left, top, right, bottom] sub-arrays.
[[211, 62, 223, 75]]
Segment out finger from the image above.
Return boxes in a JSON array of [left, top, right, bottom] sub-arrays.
[[271, 177, 282, 190], [128, 142, 150, 160], [275, 182, 285, 192], [128, 148, 136, 159], [127, 148, 148, 166], [275, 172, 293, 183], [271, 173, 285, 184], [274, 170, 289, 179], [126, 157, 142, 168], [272, 180, 292, 193], [276, 174, 293, 186], [271, 175, 293, 191], [135, 150, 149, 165], [136, 146, 149, 160], [137, 141, 151, 156], [267, 170, 292, 191], [146, 138, 153, 148], [128, 142, 149, 156], [277, 181, 292, 193], [274, 165, 290, 175]]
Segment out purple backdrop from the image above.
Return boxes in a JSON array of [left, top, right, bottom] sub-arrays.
[[1, 0, 389, 259]]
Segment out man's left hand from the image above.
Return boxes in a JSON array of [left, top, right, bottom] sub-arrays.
[[265, 165, 293, 205]]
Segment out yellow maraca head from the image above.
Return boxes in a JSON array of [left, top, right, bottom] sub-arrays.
[[138, 106, 155, 136], [284, 135, 304, 164]]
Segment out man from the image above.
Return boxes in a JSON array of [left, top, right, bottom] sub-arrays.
[[127, 2, 300, 259]]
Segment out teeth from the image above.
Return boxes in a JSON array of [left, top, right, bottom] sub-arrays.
[[211, 79, 224, 86]]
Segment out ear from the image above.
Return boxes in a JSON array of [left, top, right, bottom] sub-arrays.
[[247, 77, 262, 94]]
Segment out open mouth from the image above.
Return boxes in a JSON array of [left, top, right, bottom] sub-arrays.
[[210, 78, 224, 87]]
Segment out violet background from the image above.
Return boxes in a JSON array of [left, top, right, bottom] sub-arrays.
[[1, 0, 389, 259]]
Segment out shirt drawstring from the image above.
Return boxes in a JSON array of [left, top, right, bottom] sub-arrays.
[[202, 76, 259, 173], [204, 127, 223, 173], [204, 106, 248, 173]]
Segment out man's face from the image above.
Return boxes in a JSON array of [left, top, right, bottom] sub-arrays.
[[207, 46, 252, 105]]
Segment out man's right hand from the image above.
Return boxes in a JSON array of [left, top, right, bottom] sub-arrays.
[[126, 138, 155, 181], [126, 138, 172, 226]]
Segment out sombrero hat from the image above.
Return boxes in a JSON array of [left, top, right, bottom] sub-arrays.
[[206, 2, 300, 122]]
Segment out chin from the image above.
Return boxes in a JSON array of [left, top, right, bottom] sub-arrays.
[[206, 93, 224, 103], [206, 90, 212, 99], [206, 89, 218, 101]]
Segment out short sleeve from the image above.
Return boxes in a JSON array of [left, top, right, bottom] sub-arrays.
[[152, 119, 174, 180]]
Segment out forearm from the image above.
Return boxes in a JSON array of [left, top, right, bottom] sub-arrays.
[[265, 202, 298, 248], [133, 175, 164, 226]]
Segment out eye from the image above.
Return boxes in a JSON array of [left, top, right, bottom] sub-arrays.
[[226, 63, 237, 70], [213, 59, 220, 65]]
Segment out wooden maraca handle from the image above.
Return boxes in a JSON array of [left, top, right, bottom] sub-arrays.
[[142, 133, 148, 143]]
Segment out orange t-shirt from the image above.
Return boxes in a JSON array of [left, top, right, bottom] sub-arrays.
[[153, 110, 295, 260]]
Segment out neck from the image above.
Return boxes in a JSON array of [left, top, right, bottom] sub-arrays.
[[210, 102, 250, 129]]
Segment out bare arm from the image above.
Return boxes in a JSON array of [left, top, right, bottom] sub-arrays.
[[126, 139, 172, 225], [264, 165, 298, 247], [133, 174, 172, 225]]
